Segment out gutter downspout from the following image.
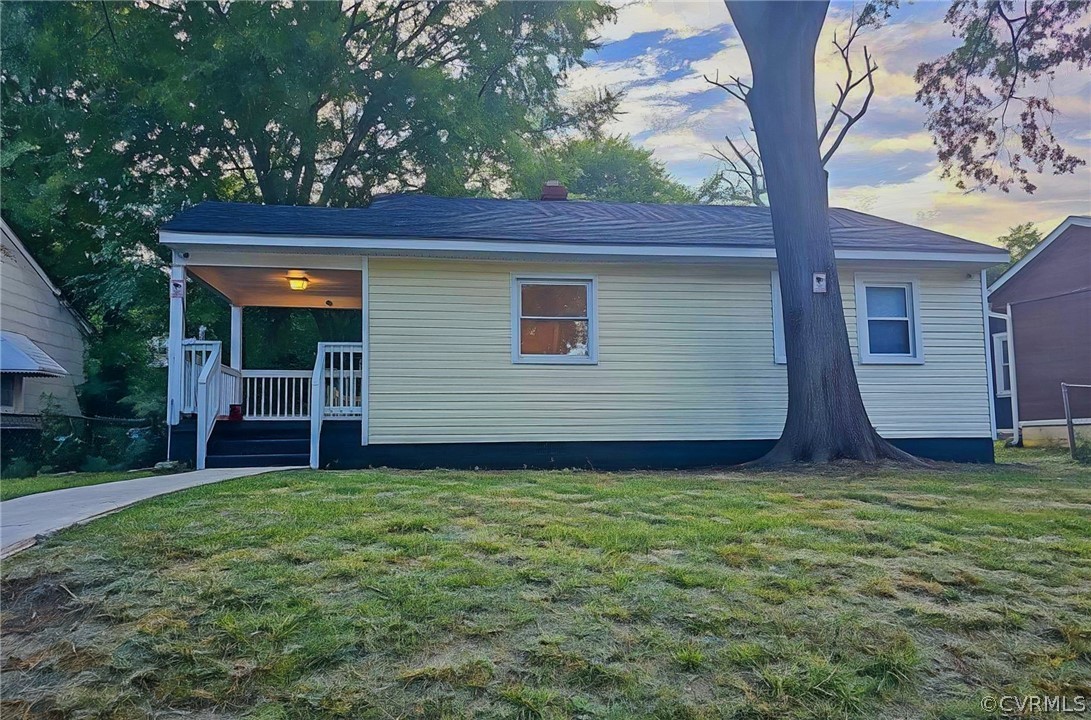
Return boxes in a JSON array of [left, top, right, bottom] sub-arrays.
[[980, 270, 997, 442], [1006, 303, 1021, 445]]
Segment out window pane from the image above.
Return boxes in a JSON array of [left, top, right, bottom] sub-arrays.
[[866, 286, 908, 318], [521, 283, 587, 318], [0, 376, 12, 407], [520, 319, 589, 356], [1001, 339, 1009, 365], [869, 319, 911, 355]]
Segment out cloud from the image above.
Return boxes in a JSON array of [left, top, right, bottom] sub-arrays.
[[598, 1, 730, 43], [833, 164, 1091, 243], [639, 127, 713, 162], [863, 132, 936, 154], [573, 0, 1091, 237]]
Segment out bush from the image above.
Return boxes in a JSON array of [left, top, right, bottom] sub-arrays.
[[3, 457, 39, 478], [118, 427, 164, 469], [79, 455, 113, 473], [1074, 441, 1091, 465], [38, 396, 86, 472], [33, 394, 166, 472]]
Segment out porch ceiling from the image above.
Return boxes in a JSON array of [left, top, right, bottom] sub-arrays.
[[188, 265, 362, 309]]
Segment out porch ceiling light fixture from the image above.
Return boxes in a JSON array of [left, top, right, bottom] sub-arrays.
[[286, 273, 309, 291]]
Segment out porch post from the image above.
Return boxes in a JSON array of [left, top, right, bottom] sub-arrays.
[[230, 305, 243, 371], [361, 256, 369, 446], [167, 254, 186, 425]]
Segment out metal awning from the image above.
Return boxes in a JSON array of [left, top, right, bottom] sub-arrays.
[[0, 331, 69, 377]]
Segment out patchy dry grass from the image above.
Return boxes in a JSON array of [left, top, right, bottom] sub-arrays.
[[2, 445, 1089, 719]]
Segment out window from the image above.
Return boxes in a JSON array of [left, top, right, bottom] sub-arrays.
[[0, 375, 21, 412], [512, 277, 596, 364], [855, 276, 924, 364], [771, 271, 786, 364], [993, 333, 1011, 396]]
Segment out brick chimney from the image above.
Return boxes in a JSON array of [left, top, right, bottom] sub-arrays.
[[540, 180, 568, 201]]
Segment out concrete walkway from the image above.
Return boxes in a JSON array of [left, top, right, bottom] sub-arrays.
[[1, 467, 296, 558]]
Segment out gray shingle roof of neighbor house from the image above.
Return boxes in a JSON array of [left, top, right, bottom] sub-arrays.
[[162, 195, 1004, 256]]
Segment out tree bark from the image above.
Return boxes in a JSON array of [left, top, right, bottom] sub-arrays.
[[726, 0, 916, 464]]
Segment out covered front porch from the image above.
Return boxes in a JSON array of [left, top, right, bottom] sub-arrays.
[[166, 250, 368, 469]]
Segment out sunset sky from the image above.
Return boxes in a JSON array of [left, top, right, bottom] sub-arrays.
[[568, 1, 1091, 244]]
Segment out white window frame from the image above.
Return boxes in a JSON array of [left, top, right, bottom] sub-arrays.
[[992, 332, 1012, 397], [511, 275, 598, 365], [771, 270, 786, 365], [854, 274, 925, 364]]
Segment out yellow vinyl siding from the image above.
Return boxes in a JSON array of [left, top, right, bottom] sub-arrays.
[[368, 258, 990, 444]]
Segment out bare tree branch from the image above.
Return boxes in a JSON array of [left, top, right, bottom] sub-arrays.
[[704, 6, 880, 202], [703, 70, 751, 103], [703, 128, 767, 206], [822, 46, 877, 165]]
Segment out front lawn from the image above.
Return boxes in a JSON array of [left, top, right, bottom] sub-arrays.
[[0, 469, 160, 502], [2, 448, 1088, 719]]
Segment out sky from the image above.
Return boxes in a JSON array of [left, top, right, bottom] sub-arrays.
[[566, 1, 1091, 244]]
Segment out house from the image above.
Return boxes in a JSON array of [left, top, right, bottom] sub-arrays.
[[0, 219, 90, 430], [988, 216, 1091, 446], [158, 188, 1008, 470]]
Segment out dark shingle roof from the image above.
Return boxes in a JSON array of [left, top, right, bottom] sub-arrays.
[[162, 195, 1002, 255]]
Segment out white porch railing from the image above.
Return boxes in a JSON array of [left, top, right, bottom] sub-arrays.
[[242, 370, 312, 420], [310, 342, 365, 468], [182, 340, 220, 414], [179, 340, 363, 469], [195, 342, 242, 470], [320, 342, 365, 417]]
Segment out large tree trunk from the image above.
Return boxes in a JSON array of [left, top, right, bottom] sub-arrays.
[[726, 1, 915, 463]]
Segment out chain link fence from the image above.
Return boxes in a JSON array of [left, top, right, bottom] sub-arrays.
[[1, 413, 165, 477]]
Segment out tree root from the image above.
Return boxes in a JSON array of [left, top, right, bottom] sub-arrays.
[[744, 431, 933, 469]]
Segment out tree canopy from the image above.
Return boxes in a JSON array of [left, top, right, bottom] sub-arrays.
[[916, 0, 1090, 193], [987, 221, 1045, 281], [511, 135, 694, 204], [1, 0, 620, 421]]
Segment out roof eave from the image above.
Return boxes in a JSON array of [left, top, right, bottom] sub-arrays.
[[0, 369, 68, 378], [160, 230, 1009, 267]]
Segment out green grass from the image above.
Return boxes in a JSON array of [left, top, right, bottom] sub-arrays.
[[0, 469, 163, 501], [2, 445, 1089, 719]]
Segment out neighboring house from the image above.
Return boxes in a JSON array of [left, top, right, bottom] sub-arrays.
[[988, 216, 1091, 446], [0, 219, 90, 429], [159, 188, 1007, 470]]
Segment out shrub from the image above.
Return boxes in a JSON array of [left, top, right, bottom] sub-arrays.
[[38, 395, 86, 472], [80, 455, 113, 473], [3, 456, 39, 478], [1073, 441, 1091, 465]]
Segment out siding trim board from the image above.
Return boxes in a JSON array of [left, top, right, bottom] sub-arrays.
[[1021, 418, 1091, 427], [770, 271, 786, 365]]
